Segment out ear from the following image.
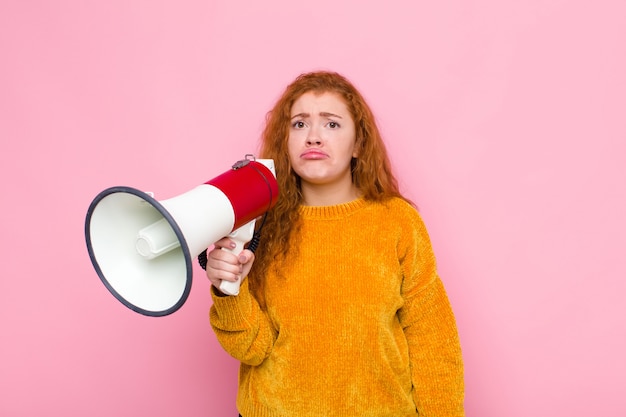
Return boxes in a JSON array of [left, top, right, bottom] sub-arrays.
[[352, 138, 360, 158]]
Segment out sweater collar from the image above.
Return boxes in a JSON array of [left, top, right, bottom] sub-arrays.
[[299, 197, 368, 220]]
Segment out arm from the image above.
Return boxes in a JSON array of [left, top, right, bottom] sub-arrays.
[[206, 239, 277, 365], [210, 279, 277, 366], [398, 213, 465, 417]]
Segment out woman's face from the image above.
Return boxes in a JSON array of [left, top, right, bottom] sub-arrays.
[[287, 91, 358, 194]]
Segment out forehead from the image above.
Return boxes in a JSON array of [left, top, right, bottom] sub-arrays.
[[290, 91, 350, 115]]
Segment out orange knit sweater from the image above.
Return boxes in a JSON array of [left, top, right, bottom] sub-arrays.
[[210, 197, 464, 417]]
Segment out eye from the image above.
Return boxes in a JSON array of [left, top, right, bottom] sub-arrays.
[[327, 121, 340, 129], [292, 120, 306, 129]]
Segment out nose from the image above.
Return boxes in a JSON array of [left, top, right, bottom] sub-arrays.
[[306, 127, 322, 146]]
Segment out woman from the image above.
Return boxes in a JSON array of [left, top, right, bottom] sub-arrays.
[[205, 71, 465, 416]]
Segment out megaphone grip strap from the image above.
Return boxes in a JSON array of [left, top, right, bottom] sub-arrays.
[[247, 231, 261, 253], [198, 249, 208, 270]]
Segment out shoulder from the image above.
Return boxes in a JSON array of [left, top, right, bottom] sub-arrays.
[[366, 197, 423, 224], [382, 196, 418, 213], [369, 197, 433, 243], [356, 197, 430, 241]]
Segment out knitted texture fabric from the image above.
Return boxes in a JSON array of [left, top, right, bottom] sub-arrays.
[[210, 197, 464, 417]]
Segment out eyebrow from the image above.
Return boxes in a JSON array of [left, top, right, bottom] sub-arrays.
[[290, 112, 344, 120]]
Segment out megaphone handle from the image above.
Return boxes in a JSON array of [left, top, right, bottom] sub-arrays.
[[218, 220, 256, 296]]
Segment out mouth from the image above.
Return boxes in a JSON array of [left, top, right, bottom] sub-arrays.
[[300, 150, 328, 160]]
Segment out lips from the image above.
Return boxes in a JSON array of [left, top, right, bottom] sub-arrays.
[[301, 150, 328, 160]]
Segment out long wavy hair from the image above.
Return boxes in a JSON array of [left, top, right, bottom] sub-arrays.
[[250, 71, 409, 307]]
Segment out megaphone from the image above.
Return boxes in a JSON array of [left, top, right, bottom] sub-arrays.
[[85, 155, 279, 317]]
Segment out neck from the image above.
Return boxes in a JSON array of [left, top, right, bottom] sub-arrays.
[[300, 181, 360, 206]]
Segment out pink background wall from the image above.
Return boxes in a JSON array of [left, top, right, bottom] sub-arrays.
[[1, 1, 625, 415]]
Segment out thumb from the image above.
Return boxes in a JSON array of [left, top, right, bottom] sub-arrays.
[[238, 249, 254, 264], [239, 249, 256, 278]]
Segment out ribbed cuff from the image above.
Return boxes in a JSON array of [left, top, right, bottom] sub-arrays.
[[210, 278, 256, 328]]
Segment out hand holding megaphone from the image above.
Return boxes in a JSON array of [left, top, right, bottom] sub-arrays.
[[218, 220, 256, 296]]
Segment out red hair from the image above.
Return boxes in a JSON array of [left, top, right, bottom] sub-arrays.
[[250, 71, 409, 306]]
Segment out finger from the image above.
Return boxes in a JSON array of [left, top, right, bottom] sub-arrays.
[[206, 261, 241, 282], [206, 250, 243, 283], [212, 237, 236, 250], [207, 247, 239, 265], [237, 249, 254, 264], [239, 249, 256, 278]]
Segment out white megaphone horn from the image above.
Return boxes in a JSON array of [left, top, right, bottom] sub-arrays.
[[85, 155, 279, 317]]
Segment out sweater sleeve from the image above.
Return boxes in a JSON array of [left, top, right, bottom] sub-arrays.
[[397, 211, 465, 417], [209, 278, 277, 366]]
